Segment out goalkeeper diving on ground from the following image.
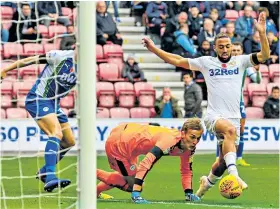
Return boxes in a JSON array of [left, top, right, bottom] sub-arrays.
[[96, 119, 204, 204], [1, 49, 77, 192]]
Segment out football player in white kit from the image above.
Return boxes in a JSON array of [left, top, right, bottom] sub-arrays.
[[142, 12, 270, 199]]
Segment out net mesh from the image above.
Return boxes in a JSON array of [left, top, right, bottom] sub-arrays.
[[1, 2, 78, 208]]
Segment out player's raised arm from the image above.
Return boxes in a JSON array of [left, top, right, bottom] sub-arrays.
[[142, 37, 191, 69], [254, 12, 270, 63]]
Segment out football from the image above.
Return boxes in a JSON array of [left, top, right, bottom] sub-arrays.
[[219, 175, 242, 199]]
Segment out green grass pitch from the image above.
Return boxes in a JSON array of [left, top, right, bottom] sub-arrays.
[[1, 154, 279, 209]]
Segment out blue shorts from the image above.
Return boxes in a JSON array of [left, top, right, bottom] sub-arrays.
[[240, 101, 246, 119], [25, 92, 68, 123]]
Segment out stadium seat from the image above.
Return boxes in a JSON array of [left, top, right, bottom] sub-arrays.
[[99, 63, 119, 81], [60, 95, 75, 108], [1, 109, 6, 118], [19, 64, 38, 78], [97, 107, 110, 118], [243, 84, 249, 107], [225, 10, 239, 21], [53, 38, 62, 49], [259, 64, 269, 85], [239, 10, 257, 19], [62, 7, 73, 20], [244, 77, 250, 86], [3, 43, 24, 59], [1, 6, 13, 20], [269, 64, 279, 83], [110, 107, 130, 118], [1, 81, 13, 94], [13, 81, 34, 107], [44, 43, 59, 53], [1, 61, 18, 79], [48, 25, 67, 38], [267, 83, 280, 95], [246, 107, 264, 119], [6, 108, 28, 119], [1, 81, 13, 108], [0, 44, 3, 55], [103, 44, 123, 58], [114, 82, 135, 107], [38, 25, 49, 38], [150, 108, 156, 118], [130, 107, 151, 118], [97, 82, 115, 107], [96, 45, 107, 62], [107, 57, 124, 76], [73, 8, 77, 21], [247, 83, 267, 107], [134, 82, 156, 107]]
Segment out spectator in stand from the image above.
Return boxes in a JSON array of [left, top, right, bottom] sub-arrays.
[[258, 7, 278, 36], [267, 31, 279, 64], [122, 54, 146, 83], [106, 1, 120, 23], [197, 18, 216, 47], [96, 1, 123, 46], [1, 24, 9, 43], [225, 21, 243, 43], [131, 1, 148, 26], [208, 1, 226, 21], [243, 30, 260, 54], [196, 40, 215, 57], [187, 6, 203, 45], [161, 11, 188, 53], [173, 24, 196, 57], [259, 1, 279, 29], [209, 8, 223, 34], [167, 1, 188, 18], [235, 5, 254, 39], [263, 86, 279, 119], [146, 1, 168, 36], [8, 3, 41, 42], [37, 1, 70, 27], [183, 71, 203, 118], [155, 87, 182, 118], [187, 1, 210, 18], [228, 1, 259, 12], [60, 25, 76, 50]]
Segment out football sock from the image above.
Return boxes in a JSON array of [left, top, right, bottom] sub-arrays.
[[207, 172, 221, 185], [224, 152, 238, 176], [97, 169, 127, 188], [237, 135, 244, 159], [97, 182, 113, 196], [58, 144, 70, 162], [45, 137, 60, 182], [212, 160, 227, 177]]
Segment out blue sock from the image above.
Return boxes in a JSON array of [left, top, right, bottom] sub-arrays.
[[237, 135, 244, 159], [216, 144, 220, 157], [45, 137, 60, 182]]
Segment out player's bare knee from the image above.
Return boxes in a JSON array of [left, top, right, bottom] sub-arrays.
[[224, 126, 237, 140]]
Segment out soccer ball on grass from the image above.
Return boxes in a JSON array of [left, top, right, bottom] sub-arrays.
[[219, 175, 242, 199]]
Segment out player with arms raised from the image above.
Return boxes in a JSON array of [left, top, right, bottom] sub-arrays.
[[1, 49, 77, 192], [142, 12, 269, 198], [97, 119, 203, 203]]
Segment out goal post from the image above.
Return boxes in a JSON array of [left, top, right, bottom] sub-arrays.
[[77, 2, 96, 209]]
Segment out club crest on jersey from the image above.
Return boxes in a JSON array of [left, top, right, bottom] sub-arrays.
[[209, 68, 239, 76]]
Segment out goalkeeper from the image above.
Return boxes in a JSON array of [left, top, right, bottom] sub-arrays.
[[97, 119, 203, 204], [1, 49, 77, 192]]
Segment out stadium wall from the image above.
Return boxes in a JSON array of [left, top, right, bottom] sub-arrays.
[[0, 119, 279, 152]]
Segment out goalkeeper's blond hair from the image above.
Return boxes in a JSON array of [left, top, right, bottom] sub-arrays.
[[181, 118, 204, 132]]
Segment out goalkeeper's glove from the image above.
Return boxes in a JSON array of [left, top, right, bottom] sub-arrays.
[[185, 192, 201, 202], [131, 191, 150, 204]]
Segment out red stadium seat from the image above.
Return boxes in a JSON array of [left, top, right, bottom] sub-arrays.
[[1, 61, 18, 79], [0, 44, 3, 55], [225, 10, 239, 21], [239, 10, 257, 19], [243, 84, 249, 107], [6, 108, 28, 119], [107, 58, 124, 77], [1, 94, 13, 108], [1, 109, 6, 118], [97, 107, 110, 118], [1, 82, 13, 108], [13, 81, 34, 107], [114, 82, 135, 107], [97, 82, 115, 107], [267, 83, 280, 95], [38, 25, 49, 38], [259, 64, 269, 85], [110, 107, 130, 118], [96, 45, 107, 62], [48, 25, 67, 38], [130, 107, 151, 118], [245, 107, 264, 119], [44, 43, 59, 53], [1, 81, 13, 95], [53, 38, 62, 49], [103, 44, 123, 58], [247, 83, 267, 107], [1, 6, 14, 20], [244, 77, 250, 86], [134, 82, 155, 107], [73, 8, 77, 21], [60, 95, 74, 108], [269, 64, 279, 83], [150, 107, 156, 118], [3, 43, 24, 59], [99, 63, 119, 81], [19, 64, 39, 78], [62, 7, 73, 20]]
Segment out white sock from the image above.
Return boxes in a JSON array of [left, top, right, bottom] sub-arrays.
[[224, 152, 238, 176], [207, 172, 221, 185], [237, 157, 242, 160]]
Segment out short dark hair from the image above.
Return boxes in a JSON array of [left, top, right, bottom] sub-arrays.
[[272, 86, 279, 92], [214, 32, 230, 44], [20, 2, 30, 8], [232, 42, 243, 50], [183, 70, 193, 78], [226, 21, 235, 27]]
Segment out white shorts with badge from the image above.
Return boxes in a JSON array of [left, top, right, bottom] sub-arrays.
[[203, 114, 241, 145]]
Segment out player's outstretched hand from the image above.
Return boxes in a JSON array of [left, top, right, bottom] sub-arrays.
[[142, 37, 155, 52], [131, 191, 150, 204], [185, 193, 201, 202], [254, 11, 266, 34]]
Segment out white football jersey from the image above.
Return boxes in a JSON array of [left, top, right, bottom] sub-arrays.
[[188, 55, 254, 118]]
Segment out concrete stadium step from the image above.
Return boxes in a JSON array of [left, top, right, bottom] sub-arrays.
[[118, 26, 145, 35], [139, 63, 175, 71], [178, 100, 208, 108], [117, 17, 135, 26], [122, 35, 149, 45], [151, 82, 184, 90], [145, 72, 181, 82], [107, 8, 130, 16], [124, 53, 165, 63], [122, 44, 160, 53]]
